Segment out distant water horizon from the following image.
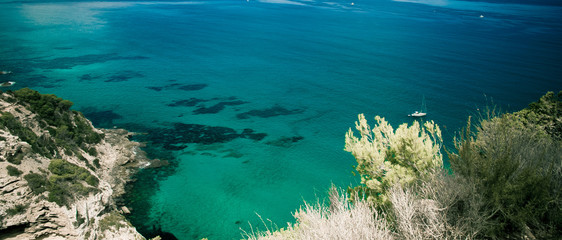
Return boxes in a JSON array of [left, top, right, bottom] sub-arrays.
[[1, 0, 561, 239]]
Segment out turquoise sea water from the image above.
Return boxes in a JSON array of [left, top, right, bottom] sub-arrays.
[[1, 0, 561, 239]]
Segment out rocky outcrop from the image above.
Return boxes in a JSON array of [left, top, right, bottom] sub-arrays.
[[0, 90, 148, 239]]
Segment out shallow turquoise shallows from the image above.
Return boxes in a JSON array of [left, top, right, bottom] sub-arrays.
[[1, 0, 561, 239]]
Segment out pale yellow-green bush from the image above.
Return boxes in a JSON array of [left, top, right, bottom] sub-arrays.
[[344, 114, 443, 204]]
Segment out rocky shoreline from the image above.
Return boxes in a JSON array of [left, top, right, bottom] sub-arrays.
[[0, 90, 151, 239]]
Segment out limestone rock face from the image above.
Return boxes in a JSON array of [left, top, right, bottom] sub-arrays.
[[0, 91, 147, 239]]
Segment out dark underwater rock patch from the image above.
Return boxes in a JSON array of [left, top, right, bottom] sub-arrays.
[[200, 152, 217, 157], [240, 128, 267, 141], [39, 78, 65, 88], [194, 143, 224, 151], [22, 74, 47, 87], [177, 83, 208, 91], [167, 97, 246, 114], [266, 136, 304, 148], [236, 105, 305, 119], [162, 144, 187, 151], [146, 86, 163, 91], [129, 123, 267, 152], [20, 75, 65, 88], [167, 98, 208, 107], [79, 73, 101, 82], [81, 107, 123, 128], [222, 151, 243, 158], [146, 82, 208, 92], [105, 70, 145, 82], [80, 74, 93, 81], [165, 123, 240, 144], [0, 57, 35, 75], [193, 100, 247, 114]]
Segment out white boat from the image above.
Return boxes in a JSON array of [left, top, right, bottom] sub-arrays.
[[409, 111, 427, 117], [409, 96, 427, 117]]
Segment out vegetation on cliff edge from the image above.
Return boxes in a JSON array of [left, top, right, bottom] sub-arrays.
[[0, 88, 104, 160], [246, 91, 561, 240]]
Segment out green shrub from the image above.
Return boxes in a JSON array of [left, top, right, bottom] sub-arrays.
[[87, 147, 98, 157], [93, 159, 100, 168], [6, 204, 28, 216], [0, 112, 40, 159], [76, 154, 95, 170], [449, 113, 562, 239], [6, 152, 22, 165], [46, 179, 97, 206], [0, 111, 55, 158], [48, 159, 97, 182], [49, 159, 80, 177], [36, 135, 57, 157], [47, 182, 69, 206], [6, 165, 23, 176], [515, 91, 562, 140], [24, 172, 48, 194], [46, 159, 99, 206], [13, 88, 73, 126], [99, 211, 128, 233], [85, 175, 99, 187]]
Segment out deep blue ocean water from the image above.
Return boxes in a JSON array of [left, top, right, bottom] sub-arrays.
[[1, 0, 561, 239]]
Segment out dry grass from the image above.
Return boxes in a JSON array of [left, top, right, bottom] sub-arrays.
[[387, 169, 488, 240], [242, 186, 393, 240]]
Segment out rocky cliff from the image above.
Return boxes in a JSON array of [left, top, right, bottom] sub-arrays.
[[0, 88, 147, 239]]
